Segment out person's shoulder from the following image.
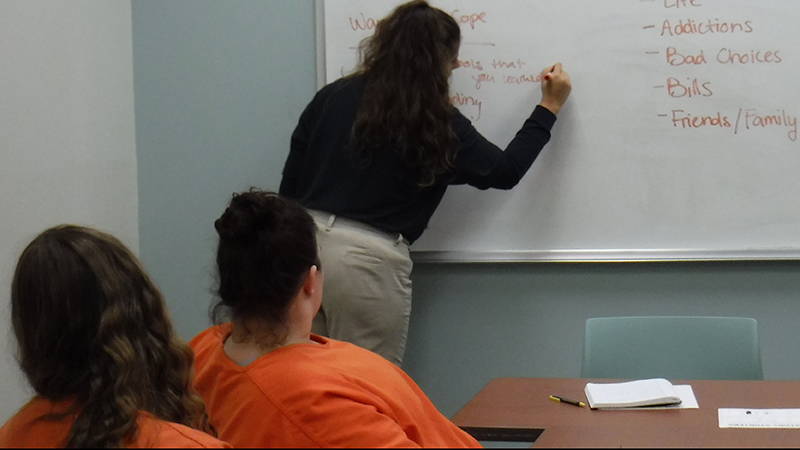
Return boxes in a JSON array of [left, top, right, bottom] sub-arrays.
[[247, 337, 400, 391], [326, 336, 384, 357], [322, 74, 364, 93], [2, 396, 55, 424], [305, 335, 390, 363], [189, 324, 230, 352], [312, 74, 365, 104], [247, 338, 353, 386], [0, 397, 73, 447], [136, 415, 231, 448], [313, 337, 409, 380], [450, 106, 478, 134]]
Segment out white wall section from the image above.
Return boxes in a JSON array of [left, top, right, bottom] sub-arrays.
[[0, 0, 138, 421]]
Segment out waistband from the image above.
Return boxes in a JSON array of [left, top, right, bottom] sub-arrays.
[[308, 209, 410, 246]]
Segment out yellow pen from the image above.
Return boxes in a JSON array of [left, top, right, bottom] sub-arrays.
[[550, 395, 586, 407]]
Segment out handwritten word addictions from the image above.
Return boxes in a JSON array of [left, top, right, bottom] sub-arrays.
[[661, 18, 754, 36]]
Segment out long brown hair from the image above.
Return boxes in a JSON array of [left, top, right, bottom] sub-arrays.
[[11, 225, 210, 448], [352, 0, 461, 187]]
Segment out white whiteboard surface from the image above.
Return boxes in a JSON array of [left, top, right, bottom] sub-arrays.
[[321, 0, 800, 262]]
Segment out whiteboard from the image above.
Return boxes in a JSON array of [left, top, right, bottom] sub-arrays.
[[321, 0, 800, 262]]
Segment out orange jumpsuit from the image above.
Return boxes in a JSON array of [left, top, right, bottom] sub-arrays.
[[0, 397, 229, 448], [191, 324, 481, 448]]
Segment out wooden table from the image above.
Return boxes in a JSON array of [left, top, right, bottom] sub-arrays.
[[451, 378, 800, 448]]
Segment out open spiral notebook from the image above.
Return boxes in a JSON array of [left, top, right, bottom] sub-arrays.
[[584, 378, 699, 410]]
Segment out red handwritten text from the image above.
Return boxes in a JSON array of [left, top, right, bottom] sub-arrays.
[[667, 77, 713, 98], [472, 73, 495, 90], [717, 48, 782, 64], [736, 108, 798, 141], [661, 19, 753, 36], [451, 93, 482, 120], [666, 47, 707, 65], [457, 59, 484, 71], [504, 74, 543, 85], [671, 110, 731, 128], [664, 0, 702, 8], [349, 13, 377, 31], [491, 59, 526, 69], [451, 10, 487, 30]]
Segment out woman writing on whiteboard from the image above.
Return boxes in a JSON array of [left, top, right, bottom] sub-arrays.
[[279, 0, 571, 365]]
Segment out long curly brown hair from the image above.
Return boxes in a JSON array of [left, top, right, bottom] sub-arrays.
[[351, 0, 461, 187], [11, 225, 211, 448]]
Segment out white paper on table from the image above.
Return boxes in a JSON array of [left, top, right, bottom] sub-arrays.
[[597, 385, 699, 410], [719, 408, 800, 428]]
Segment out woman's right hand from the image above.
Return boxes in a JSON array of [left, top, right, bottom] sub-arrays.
[[539, 62, 572, 115]]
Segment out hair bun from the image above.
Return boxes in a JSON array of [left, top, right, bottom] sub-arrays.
[[214, 207, 253, 241], [215, 192, 279, 241]]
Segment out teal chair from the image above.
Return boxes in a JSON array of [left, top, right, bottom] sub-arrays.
[[581, 316, 763, 380]]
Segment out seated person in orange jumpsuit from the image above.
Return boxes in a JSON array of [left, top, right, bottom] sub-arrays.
[[0, 225, 229, 448], [190, 190, 481, 448]]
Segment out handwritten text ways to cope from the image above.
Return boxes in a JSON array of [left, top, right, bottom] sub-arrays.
[[347, 8, 541, 123]]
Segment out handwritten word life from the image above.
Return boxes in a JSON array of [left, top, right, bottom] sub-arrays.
[[664, 0, 701, 8]]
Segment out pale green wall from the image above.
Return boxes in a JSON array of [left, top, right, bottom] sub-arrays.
[[133, 0, 317, 338], [407, 261, 800, 416], [133, 0, 800, 419]]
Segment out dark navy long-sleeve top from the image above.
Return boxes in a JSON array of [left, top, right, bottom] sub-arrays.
[[279, 75, 556, 243]]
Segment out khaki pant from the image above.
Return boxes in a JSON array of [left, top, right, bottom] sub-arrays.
[[309, 210, 413, 366]]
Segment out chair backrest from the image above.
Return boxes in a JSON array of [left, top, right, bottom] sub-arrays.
[[581, 316, 763, 380]]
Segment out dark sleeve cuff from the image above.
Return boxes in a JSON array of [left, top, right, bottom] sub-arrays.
[[531, 104, 557, 130]]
